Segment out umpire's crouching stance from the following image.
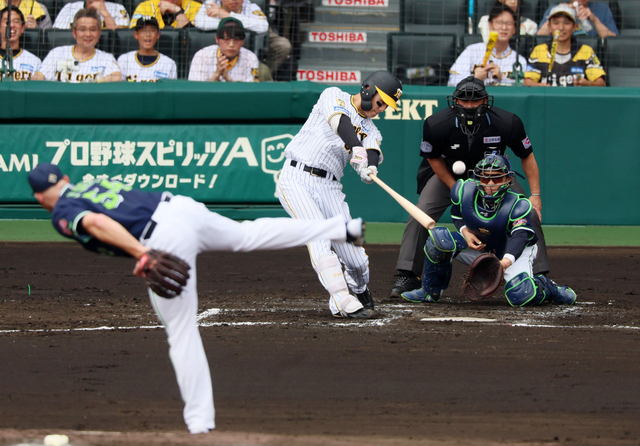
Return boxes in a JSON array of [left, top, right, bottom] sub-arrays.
[[28, 163, 366, 434]]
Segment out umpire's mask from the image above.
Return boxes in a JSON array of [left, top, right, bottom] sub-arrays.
[[447, 76, 494, 135]]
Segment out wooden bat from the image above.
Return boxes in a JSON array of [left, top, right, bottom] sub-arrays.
[[547, 30, 560, 81], [369, 173, 435, 230], [482, 31, 498, 67]]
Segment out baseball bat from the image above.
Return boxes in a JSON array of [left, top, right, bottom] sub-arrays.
[[369, 173, 436, 230], [547, 30, 560, 78], [482, 31, 498, 67]]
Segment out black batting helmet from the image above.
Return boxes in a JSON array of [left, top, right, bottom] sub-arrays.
[[446, 76, 494, 135], [360, 71, 403, 112]]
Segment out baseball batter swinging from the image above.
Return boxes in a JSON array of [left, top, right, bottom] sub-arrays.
[[277, 70, 403, 319], [27, 163, 366, 434]]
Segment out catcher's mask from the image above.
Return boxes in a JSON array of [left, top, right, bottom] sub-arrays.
[[473, 152, 514, 208], [360, 70, 403, 112], [447, 76, 494, 135]]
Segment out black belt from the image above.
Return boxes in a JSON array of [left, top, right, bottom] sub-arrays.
[[290, 160, 337, 181], [142, 194, 172, 240]]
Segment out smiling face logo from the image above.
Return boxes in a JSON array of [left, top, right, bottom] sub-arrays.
[[261, 134, 294, 196]]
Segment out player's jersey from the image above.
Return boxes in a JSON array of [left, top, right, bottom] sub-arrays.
[[52, 179, 164, 256], [194, 0, 268, 34], [36, 45, 121, 82], [524, 40, 606, 86], [0, 0, 48, 24], [53, 1, 130, 29], [448, 42, 528, 87], [130, 0, 201, 28], [451, 179, 537, 260], [188, 45, 259, 82], [0, 49, 41, 81], [117, 51, 177, 81], [284, 87, 383, 180]]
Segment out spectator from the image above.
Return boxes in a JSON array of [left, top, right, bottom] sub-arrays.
[[478, 0, 537, 43], [130, 0, 201, 29], [33, 8, 122, 82], [0, 6, 41, 80], [537, 0, 617, 38], [194, 0, 290, 79], [118, 16, 177, 81], [53, 0, 130, 30], [188, 16, 258, 82], [0, 0, 51, 28], [449, 4, 527, 86], [524, 4, 605, 87]]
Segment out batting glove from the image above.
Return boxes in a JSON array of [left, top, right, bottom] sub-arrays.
[[350, 146, 368, 175], [360, 165, 377, 184]]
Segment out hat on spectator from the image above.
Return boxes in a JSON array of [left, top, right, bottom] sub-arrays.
[[217, 17, 246, 39], [548, 4, 576, 23], [134, 16, 160, 30], [28, 163, 63, 193]]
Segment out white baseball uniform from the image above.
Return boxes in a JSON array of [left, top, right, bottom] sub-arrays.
[[188, 45, 259, 82], [53, 1, 130, 29], [117, 51, 177, 81], [0, 49, 41, 81], [36, 45, 121, 82], [194, 0, 268, 34], [277, 87, 382, 316], [448, 42, 528, 87]]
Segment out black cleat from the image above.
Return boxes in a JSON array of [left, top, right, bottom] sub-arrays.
[[389, 273, 421, 298], [356, 288, 375, 310]]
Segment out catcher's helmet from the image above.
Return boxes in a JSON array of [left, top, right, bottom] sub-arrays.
[[447, 76, 494, 135], [360, 71, 403, 112], [473, 152, 514, 208]]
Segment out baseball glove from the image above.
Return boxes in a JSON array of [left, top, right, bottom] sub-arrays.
[[133, 249, 191, 298], [462, 253, 504, 300]]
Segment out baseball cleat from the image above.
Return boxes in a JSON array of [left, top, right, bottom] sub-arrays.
[[535, 275, 577, 305], [401, 287, 439, 303], [345, 307, 377, 319], [390, 273, 421, 298], [356, 288, 375, 310], [346, 218, 366, 246]]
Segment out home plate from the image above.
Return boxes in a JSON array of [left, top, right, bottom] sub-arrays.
[[421, 317, 497, 322]]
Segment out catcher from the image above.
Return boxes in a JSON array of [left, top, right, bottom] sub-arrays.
[[402, 153, 576, 307], [27, 163, 366, 435]]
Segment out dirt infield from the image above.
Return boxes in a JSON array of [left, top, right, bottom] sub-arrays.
[[1, 243, 639, 446]]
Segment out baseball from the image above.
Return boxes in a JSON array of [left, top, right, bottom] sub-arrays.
[[44, 434, 69, 446], [452, 161, 466, 175]]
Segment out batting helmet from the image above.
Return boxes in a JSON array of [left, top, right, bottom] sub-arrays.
[[360, 71, 403, 112], [472, 152, 514, 208], [447, 76, 494, 135]]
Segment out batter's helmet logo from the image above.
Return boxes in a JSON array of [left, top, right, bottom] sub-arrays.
[[393, 88, 402, 100]]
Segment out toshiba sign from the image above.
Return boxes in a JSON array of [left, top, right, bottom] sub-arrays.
[[297, 70, 361, 84], [309, 31, 367, 44], [321, 0, 389, 6]]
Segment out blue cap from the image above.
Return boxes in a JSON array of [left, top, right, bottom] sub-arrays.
[[28, 163, 63, 193]]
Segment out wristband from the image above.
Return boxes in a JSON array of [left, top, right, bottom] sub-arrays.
[[531, 193, 540, 196]]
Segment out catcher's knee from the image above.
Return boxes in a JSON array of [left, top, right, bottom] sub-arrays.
[[313, 253, 349, 295], [425, 226, 468, 263], [505, 272, 545, 306]]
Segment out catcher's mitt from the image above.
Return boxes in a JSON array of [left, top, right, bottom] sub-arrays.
[[462, 253, 504, 300], [133, 249, 191, 298]]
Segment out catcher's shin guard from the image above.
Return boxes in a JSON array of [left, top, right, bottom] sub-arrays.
[[535, 274, 577, 305], [505, 272, 545, 306]]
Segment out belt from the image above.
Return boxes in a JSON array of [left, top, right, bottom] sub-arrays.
[[289, 160, 338, 181], [142, 194, 172, 240]]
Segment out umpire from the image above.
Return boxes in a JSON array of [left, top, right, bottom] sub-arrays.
[[390, 76, 549, 298]]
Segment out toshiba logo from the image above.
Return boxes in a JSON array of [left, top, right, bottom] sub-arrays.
[[308, 31, 367, 44], [322, 0, 389, 6], [297, 70, 361, 83]]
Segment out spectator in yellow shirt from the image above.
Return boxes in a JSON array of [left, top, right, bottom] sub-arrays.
[[130, 0, 201, 29]]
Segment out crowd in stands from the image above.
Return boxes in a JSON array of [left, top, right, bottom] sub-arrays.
[[0, 0, 632, 86]]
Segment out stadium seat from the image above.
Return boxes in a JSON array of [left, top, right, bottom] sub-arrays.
[[607, 66, 640, 86], [20, 29, 42, 59], [615, 0, 640, 37], [605, 36, 640, 68], [114, 27, 183, 74], [43, 28, 115, 54], [400, 0, 468, 38], [387, 33, 457, 86]]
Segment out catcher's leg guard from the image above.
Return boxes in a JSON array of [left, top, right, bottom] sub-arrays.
[[403, 227, 468, 303], [313, 253, 364, 316], [535, 274, 577, 305], [505, 272, 545, 306]]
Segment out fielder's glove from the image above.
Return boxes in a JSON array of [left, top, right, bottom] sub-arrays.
[[133, 249, 191, 298], [462, 253, 504, 300]]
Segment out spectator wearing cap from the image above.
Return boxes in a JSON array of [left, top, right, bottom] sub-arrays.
[[130, 0, 201, 29], [53, 0, 130, 30], [188, 16, 258, 82], [0, 0, 52, 29], [1, 6, 42, 80], [537, 0, 617, 38], [525, 4, 605, 87], [117, 16, 177, 81]]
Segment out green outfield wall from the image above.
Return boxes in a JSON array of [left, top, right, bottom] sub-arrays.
[[1, 81, 638, 224]]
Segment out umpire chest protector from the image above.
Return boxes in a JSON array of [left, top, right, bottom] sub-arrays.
[[456, 180, 519, 258]]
